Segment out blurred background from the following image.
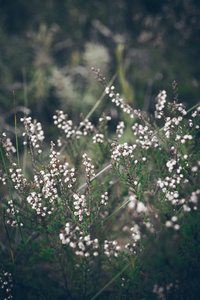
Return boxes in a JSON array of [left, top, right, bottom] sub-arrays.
[[0, 0, 200, 139]]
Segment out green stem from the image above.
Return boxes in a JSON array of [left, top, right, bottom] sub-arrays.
[[80, 70, 119, 127], [13, 91, 20, 168], [186, 101, 200, 114], [3, 209, 15, 264], [91, 261, 132, 300], [22, 68, 28, 175], [77, 163, 112, 192], [92, 200, 130, 238]]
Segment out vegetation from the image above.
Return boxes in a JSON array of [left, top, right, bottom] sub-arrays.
[[0, 68, 200, 299], [1, 1, 200, 299]]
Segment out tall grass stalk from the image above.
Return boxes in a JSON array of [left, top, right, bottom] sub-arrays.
[[13, 91, 20, 169], [91, 261, 132, 300]]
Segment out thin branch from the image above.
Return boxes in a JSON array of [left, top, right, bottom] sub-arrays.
[[77, 163, 112, 192]]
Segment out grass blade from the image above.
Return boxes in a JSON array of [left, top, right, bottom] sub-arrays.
[[91, 261, 132, 300], [13, 91, 20, 168]]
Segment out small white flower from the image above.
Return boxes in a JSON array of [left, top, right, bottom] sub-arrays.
[[191, 166, 198, 172], [166, 221, 172, 227]]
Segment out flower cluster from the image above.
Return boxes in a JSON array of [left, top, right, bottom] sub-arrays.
[[92, 115, 111, 143], [50, 142, 74, 184], [105, 85, 137, 118], [132, 122, 159, 149], [79, 118, 94, 135], [38, 172, 58, 203], [157, 174, 182, 195], [111, 141, 136, 161], [62, 166, 76, 188], [100, 192, 108, 205], [0, 269, 14, 300], [164, 116, 194, 142], [82, 153, 95, 179], [49, 142, 77, 188], [157, 153, 188, 203], [191, 105, 200, 119], [181, 189, 200, 212], [116, 121, 125, 138], [176, 133, 193, 144], [48, 142, 61, 176], [93, 133, 104, 143], [163, 116, 183, 139], [128, 194, 147, 214], [5, 200, 23, 227], [0, 170, 7, 185], [157, 152, 200, 217], [154, 90, 167, 119], [98, 115, 111, 123], [59, 223, 99, 257], [26, 143, 67, 216], [1, 133, 16, 155], [125, 242, 137, 254], [53, 110, 78, 141], [21, 117, 44, 154], [165, 216, 180, 230], [157, 177, 182, 206], [9, 163, 27, 191], [130, 224, 141, 241], [166, 158, 177, 173], [26, 191, 54, 217], [104, 240, 121, 257], [168, 101, 187, 116], [73, 193, 90, 222], [54, 111, 95, 146]]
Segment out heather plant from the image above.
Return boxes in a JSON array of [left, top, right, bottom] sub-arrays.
[[0, 68, 200, 300]]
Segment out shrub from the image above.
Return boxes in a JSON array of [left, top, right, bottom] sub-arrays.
[[0, 69, 200, 300]]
